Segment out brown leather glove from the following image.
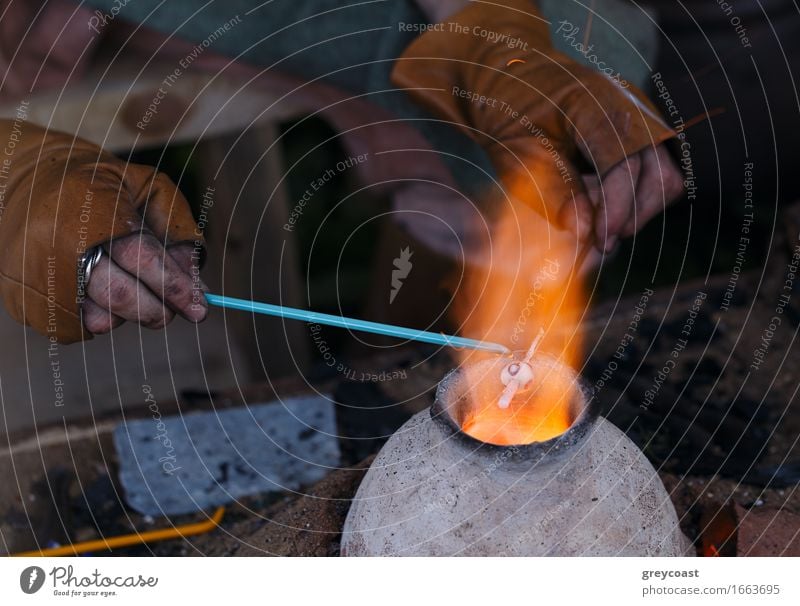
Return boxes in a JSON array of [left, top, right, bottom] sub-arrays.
[[0, 118, 202, 343], [392, 0, 676, 236]]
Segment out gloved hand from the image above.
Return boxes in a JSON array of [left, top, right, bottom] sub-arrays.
[[392, 0, 683, 251], [0, 119, 207, 343]]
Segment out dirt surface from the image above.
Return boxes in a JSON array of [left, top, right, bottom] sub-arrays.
[[191, 457, 373, 556]]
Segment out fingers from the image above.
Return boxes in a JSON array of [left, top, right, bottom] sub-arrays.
[[169, 242, 209, 310], [86, 256, 175, 328], [167, 242, 200, 275], [82, 236, 208, 336], [594, 153, 642, 252], [586, 146, 684, 247], [81, 298, 124, 335], [106, 232, 207, 322], [620, 145, 684, 238]]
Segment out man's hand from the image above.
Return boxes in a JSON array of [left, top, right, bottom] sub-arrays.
[[393, 0, 684, 252], [0, 120, 206, 343], [572, 145, 684, 254]]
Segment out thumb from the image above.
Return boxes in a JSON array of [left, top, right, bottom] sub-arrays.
[[123, 163, 200, 246]]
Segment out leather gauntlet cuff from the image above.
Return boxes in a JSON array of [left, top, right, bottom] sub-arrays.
[[0, 119, 200, 342], [391, 0, 675, 178]]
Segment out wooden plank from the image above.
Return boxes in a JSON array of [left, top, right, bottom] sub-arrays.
[[0, 59, 304, 152], [196, 123, 310, 379]]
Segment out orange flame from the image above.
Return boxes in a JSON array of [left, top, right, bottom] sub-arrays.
[[451, 180, 586, 445]]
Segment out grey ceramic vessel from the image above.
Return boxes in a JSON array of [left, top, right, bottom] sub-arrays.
[[342, 356, 693, 556]]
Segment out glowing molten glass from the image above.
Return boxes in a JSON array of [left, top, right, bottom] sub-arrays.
[[456, 356, 578, 445], [451, 180, 586, 446]]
